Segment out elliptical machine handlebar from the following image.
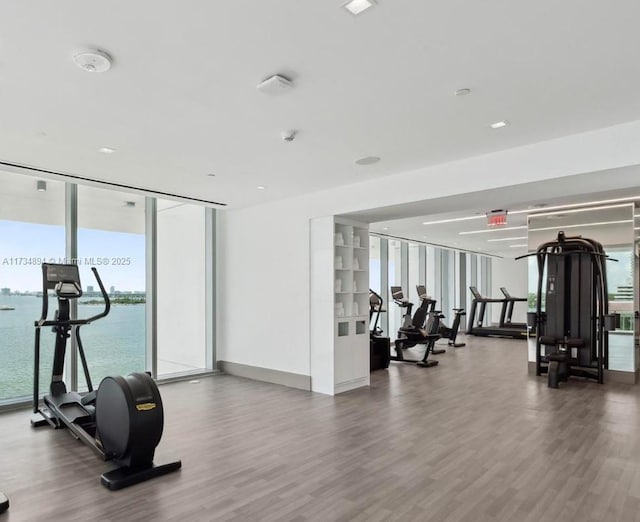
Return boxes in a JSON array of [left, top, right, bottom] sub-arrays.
[[87, 267, 111, 323], [35, 264, 110, 327]]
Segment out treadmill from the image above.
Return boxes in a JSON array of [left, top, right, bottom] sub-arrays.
[[499, 287, 528, 329], [466, 286, 527, 339]]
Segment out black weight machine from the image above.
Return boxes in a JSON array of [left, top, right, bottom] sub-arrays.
[[32, 263, 181, 489], [389, 286, 442, 367], [523, 232, 618, 388], [416, 285, 466, 348]]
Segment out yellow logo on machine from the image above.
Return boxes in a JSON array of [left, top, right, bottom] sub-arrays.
[[136, 402, 157, 411]]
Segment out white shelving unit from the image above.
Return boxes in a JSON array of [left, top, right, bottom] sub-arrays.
[[310, 216, 370, 395]]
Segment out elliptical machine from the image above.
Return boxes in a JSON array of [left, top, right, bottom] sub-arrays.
[[33, 263, 181, 490]]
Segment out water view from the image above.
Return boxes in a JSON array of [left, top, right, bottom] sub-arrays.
[[0, 294, 145, 401]]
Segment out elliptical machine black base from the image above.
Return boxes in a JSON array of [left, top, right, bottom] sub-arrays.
[[0, 491, 8, 514]]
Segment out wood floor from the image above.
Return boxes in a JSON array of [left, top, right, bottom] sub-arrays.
[[2, 336, 640, 521]]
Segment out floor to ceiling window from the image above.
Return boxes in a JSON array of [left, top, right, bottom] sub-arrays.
[[0, 170, 216, 406], [388, 240, 402, 338], [0, 173, 65, 402], [407, 243, 420, 303], [76, 185, 146, 389]]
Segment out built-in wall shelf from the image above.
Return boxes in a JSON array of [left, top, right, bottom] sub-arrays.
[[311, 216, 370, 396]]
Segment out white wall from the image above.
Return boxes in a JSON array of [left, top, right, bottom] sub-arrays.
[[490, 257, 529, 325], [217, 120, 640, 377]]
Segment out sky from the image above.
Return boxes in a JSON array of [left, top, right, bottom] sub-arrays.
[[0, 220, 145, 292]]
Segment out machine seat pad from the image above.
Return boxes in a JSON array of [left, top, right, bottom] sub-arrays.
[[547, 352, 570, 362], [539, 336, 558, 346]]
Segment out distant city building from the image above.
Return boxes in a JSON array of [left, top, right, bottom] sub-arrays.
[[614, 285, 634, 300], [1, 288, 10, 295], [110, 286, 115, 294], [87, 285, 94, 293]]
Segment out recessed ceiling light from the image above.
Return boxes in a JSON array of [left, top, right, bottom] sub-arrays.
[[455, 88, 471, 97], [73, 49, 113, 73], [490, 121, 509, 129], [125, 201, 136, 208], [382, 227, 388, 230], [343, 0, 375, 15], [36, 180, 47, 192], [257, 185, 266, 190], [99, 147, 115, 154], [509, 244, 528, 248], [355, 156, 380, 165], [207, 173, 216, 177]]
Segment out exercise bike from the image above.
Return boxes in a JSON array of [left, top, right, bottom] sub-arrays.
[[415, 285, 466, 348], [390, 286, 442, 367], [391, 286, 445, 354], [32, 263, 181, 490]]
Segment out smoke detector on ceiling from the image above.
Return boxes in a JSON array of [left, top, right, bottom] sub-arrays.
[[73, 49, 113, 73], [257, 74, 293, 95]]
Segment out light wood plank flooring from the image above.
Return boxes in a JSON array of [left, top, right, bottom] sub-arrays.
[[2, 336, 640, 521]]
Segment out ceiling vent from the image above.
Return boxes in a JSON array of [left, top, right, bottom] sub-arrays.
[[257, 74, 293, 95]]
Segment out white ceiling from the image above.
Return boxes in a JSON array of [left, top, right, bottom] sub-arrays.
[[2, 1, 640, 208], [357, 167, 640, 257]]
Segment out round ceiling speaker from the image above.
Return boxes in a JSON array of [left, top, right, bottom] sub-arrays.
[[73, 50, 113, 73]]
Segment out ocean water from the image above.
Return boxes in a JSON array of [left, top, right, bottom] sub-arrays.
[[0, 294, 145, 401]]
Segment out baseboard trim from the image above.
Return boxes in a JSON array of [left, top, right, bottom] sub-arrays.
[[334, 376, 369, 395], [217, 361, 311, 391], [605, 368, 638, 385]]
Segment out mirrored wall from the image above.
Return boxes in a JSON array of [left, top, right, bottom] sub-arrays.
[[369, 234, 492, 339], [527, 203, 637, 374]]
